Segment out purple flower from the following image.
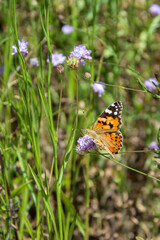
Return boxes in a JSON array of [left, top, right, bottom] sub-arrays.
[[30, 57, 39, 67], [149, 4, 160, 15], [144, 78, 159, 91], [76, 135, 96, 154], [148, 142, 159, 149], [91, 82, 106, 97], [12, 39, 28, 56], [47, 52, 66, 66], [61, 25, 74, 34], [70, 45, 92, 66]]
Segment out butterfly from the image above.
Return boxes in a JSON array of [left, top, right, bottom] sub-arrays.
[[85, 101, 123, 158]]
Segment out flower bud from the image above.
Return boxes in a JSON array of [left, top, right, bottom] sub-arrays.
[[56, 64, 64, 74], [66, 57, 79, 70]]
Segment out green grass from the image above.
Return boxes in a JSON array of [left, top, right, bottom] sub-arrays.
[[0, 0, 160, 239]]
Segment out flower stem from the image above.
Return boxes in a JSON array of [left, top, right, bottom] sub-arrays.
[[85, 154, 90, 240]]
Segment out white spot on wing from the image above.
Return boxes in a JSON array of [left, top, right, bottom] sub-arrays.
[[114, 112, 118, 115], [105, 109, 112, 114]]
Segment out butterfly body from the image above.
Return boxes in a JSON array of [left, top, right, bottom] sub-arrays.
[[85, 101, 123, 158]]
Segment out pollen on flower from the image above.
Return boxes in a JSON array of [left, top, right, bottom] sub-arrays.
[[76, 135, 96, 155], [69, 45, 92, 66], [66, 57, 79, 70], [91, 82, 106, 97]]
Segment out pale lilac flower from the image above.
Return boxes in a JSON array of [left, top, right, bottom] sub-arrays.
[[30, 57, 39, 67], [47, 52, 66, 66], [61, 25, 74, 34], [91, 82, 106, 97], [148, 142, 159, 149], [70, 45, 92, 66], [144, 78, 159, 91], [76, 135, 96, 154], [149, 4, 160, 15], [12, 39, 28, 56]]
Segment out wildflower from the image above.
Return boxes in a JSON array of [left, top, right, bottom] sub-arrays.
[[84, 72, 91, 79], [66, 57, 79, 70], [56, 64, 64, 74], [61, 25, 74, 34], [29, 57, 39, 67], [47, 52, 66, 67], [91, 82, 106, 97], [144, 78, 159, 91], [149, 4, 160, 15], [70, 45, 92, 66], [12, 39, 28, 56], [148, 142, 159, 149], [76, 135, 96, 155]]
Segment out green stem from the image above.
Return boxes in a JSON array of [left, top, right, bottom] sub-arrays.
[[56, 76, 63, 140], [40, 1, 62, 238], [85, 155, 90, 240], [97, 82, 145, 93], [91, 0, 97, 83], [101, 153, 160, 183], [75, 72, 79, 117]]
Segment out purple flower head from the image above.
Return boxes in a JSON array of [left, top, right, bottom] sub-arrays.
[[12, 39, 28, 56], [148, 142, 159, 149], [76, 134, 96, 154], [30, 57, 39, 67], [144, 78, 159, 91], [70, 45, 92, 66], [149, 4, 160, 15], [91, 82, 106, 97], [61, 25, 74, 34], [47, 52, 66, 66]]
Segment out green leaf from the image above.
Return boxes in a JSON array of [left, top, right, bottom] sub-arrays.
[[59, 128, 76, 190], [68, 213, 77, 240], [148, 16, 160, 36], [29, 165, 60, 240], [20, 210, 34, 239], [104, 45, 118, 61], [136, 237, 144, 240], [16, 148, 36, 204], [61, 191, 85, 236], [11, 180, 32, 198]]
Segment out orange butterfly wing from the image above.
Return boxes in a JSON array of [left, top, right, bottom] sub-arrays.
[[86, 131, 123, 158], [85, 101, 123, 158], [92, 101, 123, 133]]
